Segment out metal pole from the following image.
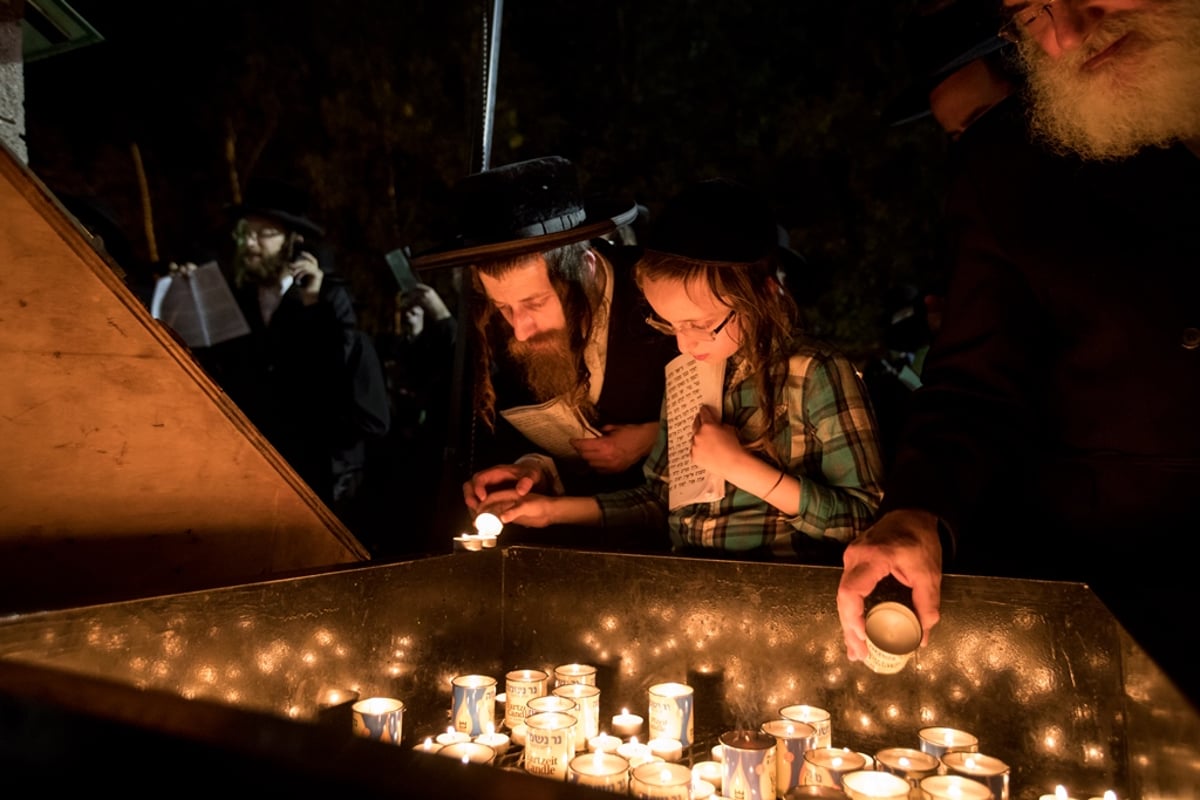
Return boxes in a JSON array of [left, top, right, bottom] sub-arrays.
[[479, 0, 503, 172]]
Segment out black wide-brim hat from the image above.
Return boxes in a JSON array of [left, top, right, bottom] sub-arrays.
[[884, 0, 1010, 127], [226, 177, 325, 238], [412, 156, 638, 272]]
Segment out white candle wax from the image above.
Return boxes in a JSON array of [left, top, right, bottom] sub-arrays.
[[617, 739, 658, 768], [692, 760, 723, 791], [435, 728, 471, 746], [509, 723, 527, 746], [647, 736, 683, 762], [711, 743, 725, 762], [474, 729, 510, 757], [920, 775, 995, 800], [413, 736, 442, 754], [611, 708, 644, 738], [842, 769, 912, 800], [691, 778, 717, 800], [588, 733, 623, 753]]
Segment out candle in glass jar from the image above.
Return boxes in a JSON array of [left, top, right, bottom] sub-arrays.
[[647, 736, 684, 762], [612, 708, 645, 738], [780, 704, 833, 749], [917, 726, 980, 760], [874, 746, 940, 785], [691, 779, 717, 800], [800, 747, 868, 789], [841, 770, 912, 800], [630, 761, 692, 800], [920, 775, 995, 800], [941, 751, 1010, 800], [1038, 786, 1080, 800], [567, 751, 631, 793]]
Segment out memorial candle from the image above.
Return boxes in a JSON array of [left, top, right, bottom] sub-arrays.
[[942, 751, 1011, 800]]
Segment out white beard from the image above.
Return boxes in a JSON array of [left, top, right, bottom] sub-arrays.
[[1021, 0, 1200, 160]]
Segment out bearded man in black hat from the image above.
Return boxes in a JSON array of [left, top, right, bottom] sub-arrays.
[[206, 179, 389, 517], [414, 156, 677, 549], [839, 0, 1200, 708]]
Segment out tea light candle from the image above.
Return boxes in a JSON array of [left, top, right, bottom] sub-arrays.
[[647, 736, 684, 762], [917, 726, 979, 760], [630, 761, 692, 800], [920, 775, 994, 800], [510, 723, 527, 746], [800, 747, 868, 789], [474, 511, 503, 536], [435, 726, 471, 746], [691, 778, 717, 799], [478, 532, 498, 548], [567, 751, 631, 792], [474, 723, 511, 757], [453, 533, 484, 551], [693, 759, 724, 791], [438, 741, 495, 764], [612, 708, 644, 738], [711, 743, 725, 762], [554, 662, 598, 686], [413, 736, 442, 754], [874, 747, 939, 784], [942, 752, 1010, 800], [589, 732, 623, 753], [1039, 786, 1079, 800], [841, 770, 911, 800], [1086, 792, 1117, 800], [617, 738, 657, 767], [780, 704, 833, 749]]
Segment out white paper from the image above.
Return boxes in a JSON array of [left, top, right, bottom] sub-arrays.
[[665, 354, 726, 510], [499, 397, 602, 461], [152, 261, 251, 348]]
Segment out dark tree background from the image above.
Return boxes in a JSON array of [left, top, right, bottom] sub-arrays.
[[25, 0, 952, 359]]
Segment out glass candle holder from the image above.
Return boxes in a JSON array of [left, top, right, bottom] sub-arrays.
[[437, 741, 495, 765], [917, 727, 979, 760], [630, 761, 692, 800], [554, 681, 602, 744], [648, 682, 694, 747], [941, 751, 1010, 800], [920, 775, 995, 799], [761, 718, 818, 798], [780, 704, 833, 749], [567, 751, 630, 794], [450, 673, 496, 737], [842, 770, 912, 800], [800, 747, 868, 790], [554, 662, 598, 686]]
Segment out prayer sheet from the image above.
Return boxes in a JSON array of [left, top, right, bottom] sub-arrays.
[[150, 261, 250, 348], [500, 398, 602, 461], [665, 354, 726, 510]]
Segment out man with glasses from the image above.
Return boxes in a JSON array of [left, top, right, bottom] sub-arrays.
[[839, 0, 1200, 705], [413, 156, 678, 549]]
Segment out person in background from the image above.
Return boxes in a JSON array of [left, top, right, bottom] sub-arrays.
[[202, 178, 390, 519], [481, 179, 885, 564], [411, 156, 678, 551], [839, 0, 1200, 707]]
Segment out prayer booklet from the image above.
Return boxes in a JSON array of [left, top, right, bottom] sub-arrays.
[[150, 261, 251, 348], [499, 397, 602, 461], [665, 353, 726, 511]]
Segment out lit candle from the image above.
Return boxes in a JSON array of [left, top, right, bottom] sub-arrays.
[[612, 708, 644, 738], [942, 751, 1010, 800], [841, 769, 911, 800], [647, 736, 684, 762], [920, 775, 995, 800], [779, 704, 833, 749], [799, 747, 868, 790], [617, 737, 658, 767], [473, 722, 510, 757], [412, 736, 442, 754], [474, 511, 503, 536], [554, 662, 598, 686], [1086, 793, 1118, 800], [873, 746, 939, 785], [510, 723, 527, 746], [1039, 786, 1080, 800], [691, 779, 717, 799], [567, 752, 631, 793], [588, 732, 623, 753], [630, 761, 692, 800], [435, 726, 471, 746], [437, 741, 495, 764], [692, 759, 724, 791], [478, 532, 498, 548], [761, 718, 818, 797], [917, 726, 979, 760], [453, 533, 484, 551]]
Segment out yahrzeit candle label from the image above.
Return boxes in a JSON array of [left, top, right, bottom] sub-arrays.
[[721, 729, 777, 800], [451, 674, 496, 737], [648, 682, 695, 747], [504, 668, 549, 728], [524, 711, 577, 780]]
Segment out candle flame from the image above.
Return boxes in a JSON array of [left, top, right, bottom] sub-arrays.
[[424, 737, 433, 747], [486, 722, 495, 735], [461, 754, 470, 764], [832, 756, 843, 768], [899, 757, 910, 768], [1057, 786, 1069, 800], [1104, 792, 1117, 800]]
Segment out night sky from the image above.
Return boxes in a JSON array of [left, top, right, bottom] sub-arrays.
[[24, 0, 951, 353]]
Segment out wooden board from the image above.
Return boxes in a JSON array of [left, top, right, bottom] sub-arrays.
[[0, 144, 368, 613]]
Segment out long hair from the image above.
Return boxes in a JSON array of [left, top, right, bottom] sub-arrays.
[[469, 241, 601, 431], [635, 249, 799, 465]]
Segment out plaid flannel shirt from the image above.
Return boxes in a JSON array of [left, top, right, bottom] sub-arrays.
[[595, 344, 884, 558]]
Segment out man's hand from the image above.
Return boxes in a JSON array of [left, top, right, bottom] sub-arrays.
[[571, 422, 658, 474], [837, 509, 943, 662], [462, 462, 545, 514], [689, 405, 743, 477], [291, 250, 324, 304]]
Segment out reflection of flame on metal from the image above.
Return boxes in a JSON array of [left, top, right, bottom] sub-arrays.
[[474, 513, 503, 537]]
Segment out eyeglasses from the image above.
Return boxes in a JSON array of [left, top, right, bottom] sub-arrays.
[[998, 0, 1057, 43], [233, 223, 286, 245], [645, 309, 736, 340]]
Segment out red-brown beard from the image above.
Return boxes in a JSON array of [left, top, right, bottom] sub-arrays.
[[507, 329, 582, 404], [1021, 0, 1200, 160]]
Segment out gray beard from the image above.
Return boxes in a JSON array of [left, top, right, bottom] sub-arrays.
[[1021, 0, 1200, 160]]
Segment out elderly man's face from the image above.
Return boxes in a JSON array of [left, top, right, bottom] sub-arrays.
[[1007, 0, 1200, 159]]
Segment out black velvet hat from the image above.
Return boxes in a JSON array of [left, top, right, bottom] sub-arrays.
[[884, 0, 1010, 127], [646, 178, 780, 264], [412, 156, 638, 271], [227, 178, 325, 238]]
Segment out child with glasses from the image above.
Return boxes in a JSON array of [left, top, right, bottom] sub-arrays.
[[481, 179, 884, 562]]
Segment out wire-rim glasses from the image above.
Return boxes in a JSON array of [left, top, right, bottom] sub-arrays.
[[998, 0, 1056, 44], [645, 309, 736, 340]]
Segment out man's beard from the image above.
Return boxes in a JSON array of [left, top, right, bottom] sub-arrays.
[[507, 329, 583, 404], [235, 247, 288, 286], [1021, 0, 1200, 160]]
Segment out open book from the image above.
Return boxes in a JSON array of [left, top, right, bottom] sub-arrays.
[[499, 397, 602, 461], [665, 353, 726, 510], [150, 261, 251, 348]]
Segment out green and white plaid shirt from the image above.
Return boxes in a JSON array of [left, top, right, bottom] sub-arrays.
[[596, 343, 884, 559]]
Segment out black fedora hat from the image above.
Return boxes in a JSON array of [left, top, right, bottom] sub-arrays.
[[411, 156, 638, 271], [884, 0, 1010, 127], [646, 178, 780, 264], [227, 177, 325, 238]]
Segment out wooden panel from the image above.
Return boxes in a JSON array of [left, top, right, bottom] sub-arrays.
[[0, 144, 368, 613]]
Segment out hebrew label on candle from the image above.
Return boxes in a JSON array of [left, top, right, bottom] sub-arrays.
[[664, 354, 726, 510]]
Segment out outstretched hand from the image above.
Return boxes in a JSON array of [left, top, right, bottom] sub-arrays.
[[462, 462, 544, 514], [837, 509, 943, 662]]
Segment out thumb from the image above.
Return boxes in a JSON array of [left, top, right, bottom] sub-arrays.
[[698, 405, 719, 424]]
